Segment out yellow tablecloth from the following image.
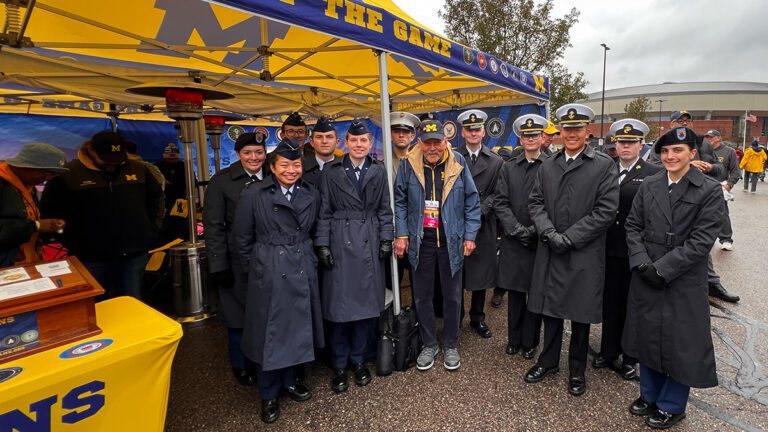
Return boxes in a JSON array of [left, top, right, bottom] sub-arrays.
[[0, 297, 182, 431]]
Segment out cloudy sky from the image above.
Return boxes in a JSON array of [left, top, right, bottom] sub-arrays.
[[392, 0, 768, 93]]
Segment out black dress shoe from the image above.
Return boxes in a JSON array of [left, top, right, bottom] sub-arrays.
[[620, 363, 638, 380], [260, 399, 279, 424], [491, 293, 503, 308], [629, 397, 656, 416], [284, 382, 312, 402], [331, 369, 348, 393], [568, 375, 586, 396], [709, 283, 740, 303], [506, 344, 520, 355], [470, 320, 492, 338], [646, 408, 686, 429], [591, 354, 612, 369], [232, 367, 256, 386], [351, 363, 371, 386], [524, 365, 559, 383], [522, 347, 537, 360]]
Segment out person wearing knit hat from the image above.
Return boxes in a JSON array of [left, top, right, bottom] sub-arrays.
[[40, 131, 164, 300], [1, 143, 68, 267]]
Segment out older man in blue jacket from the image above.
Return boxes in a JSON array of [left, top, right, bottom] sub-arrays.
[[393, 119, 481, 371]]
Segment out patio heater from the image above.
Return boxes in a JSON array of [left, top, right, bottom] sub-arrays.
[[203, 110, 246, 173], [126, 82, 234, 323]]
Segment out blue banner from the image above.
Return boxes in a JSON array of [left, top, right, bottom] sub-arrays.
[[1, 105, 540, 175], [216, 0, 549, 100]]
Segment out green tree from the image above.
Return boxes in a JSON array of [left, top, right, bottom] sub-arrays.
[[622, 96, 659, 140], [438, 0, 587, 117]]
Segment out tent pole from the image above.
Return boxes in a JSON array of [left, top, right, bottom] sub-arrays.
[[377, 50, 401, 316]]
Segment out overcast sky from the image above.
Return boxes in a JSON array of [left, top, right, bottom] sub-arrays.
[[392, 0, 768, 93]]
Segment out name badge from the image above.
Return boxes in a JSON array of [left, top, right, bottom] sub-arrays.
[[424, 200, 440, 228]]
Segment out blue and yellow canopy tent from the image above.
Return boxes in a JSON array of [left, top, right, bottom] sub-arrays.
[[0, 0, 549, 312]]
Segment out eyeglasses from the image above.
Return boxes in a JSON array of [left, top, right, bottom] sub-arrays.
[[673, 118, 691, 125], [283, 128, 307, 137]]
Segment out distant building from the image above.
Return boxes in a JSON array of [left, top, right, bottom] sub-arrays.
[[579, 81, 768, 144]]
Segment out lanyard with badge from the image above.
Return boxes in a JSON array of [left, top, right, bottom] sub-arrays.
[[424, 200, 439, 228]]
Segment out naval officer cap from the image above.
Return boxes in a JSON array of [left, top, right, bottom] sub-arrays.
[[390, 111, 420, 132], [555, 103, 595, 128], [273, 137, 302, 160], [513, 114, 547, 136], [653, 127, 697, 154], [312, 116, 336, 134], [609, 119, 649, 142], [457, 109, 487, 130], [347, 119, 370, 136]]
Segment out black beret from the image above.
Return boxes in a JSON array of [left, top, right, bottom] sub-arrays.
[[653, 127, 697, 154], [234, 131, 267, 152]]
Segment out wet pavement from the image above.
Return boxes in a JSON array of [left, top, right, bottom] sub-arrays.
[[162, 188, 768, 431]]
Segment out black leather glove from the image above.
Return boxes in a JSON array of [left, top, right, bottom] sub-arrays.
[[542, 229, 573, 254], [209, 269, 235, 289], [315, 246, 334, 269], [509, 223, 527, 239], [635, 263, 666, 289], [518, 225, 537, 249], [379, 240, 393, 260]]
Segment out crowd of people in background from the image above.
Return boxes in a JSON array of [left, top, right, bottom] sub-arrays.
[[1, 100, 763, 429]]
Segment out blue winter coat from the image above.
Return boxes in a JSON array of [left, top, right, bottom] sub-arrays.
[[232, 175, 324, 371], [394, 147, 481, 276]]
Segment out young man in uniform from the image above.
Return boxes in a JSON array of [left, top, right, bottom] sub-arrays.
[[279, 111, 312, 157], [233, 138, 323, 424], [623, 127, 723, 429], [315, 120, 393, 393], [495, 113, 548, 360], [524, 104, 619, 396], [301, 116, 338, 187], [593, 119, 661, 380], [203, 131, 269, 388], [390, 111, 420, 178], [456, 109, 503, 339], [393, 119, 481, 371]]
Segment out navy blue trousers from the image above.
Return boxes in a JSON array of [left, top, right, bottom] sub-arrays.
[[227, 327, 251, 370], [256, 366, 297, 400], [329, 318, 376, 369], [640, 364, 690, 414], [412, 244, 462, 349]]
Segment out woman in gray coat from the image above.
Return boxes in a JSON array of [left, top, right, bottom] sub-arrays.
[[623, 128, 723, 429], [202, 131, 267, 387]]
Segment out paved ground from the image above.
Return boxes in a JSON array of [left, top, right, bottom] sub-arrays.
[[162, 186, 768, 431]]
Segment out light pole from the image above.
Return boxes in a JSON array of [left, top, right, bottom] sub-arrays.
[[600, 43, 610, 143], [656, 99, 666, 140]]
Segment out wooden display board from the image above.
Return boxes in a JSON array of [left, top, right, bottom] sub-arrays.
[[0, 257, 104, 364]]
